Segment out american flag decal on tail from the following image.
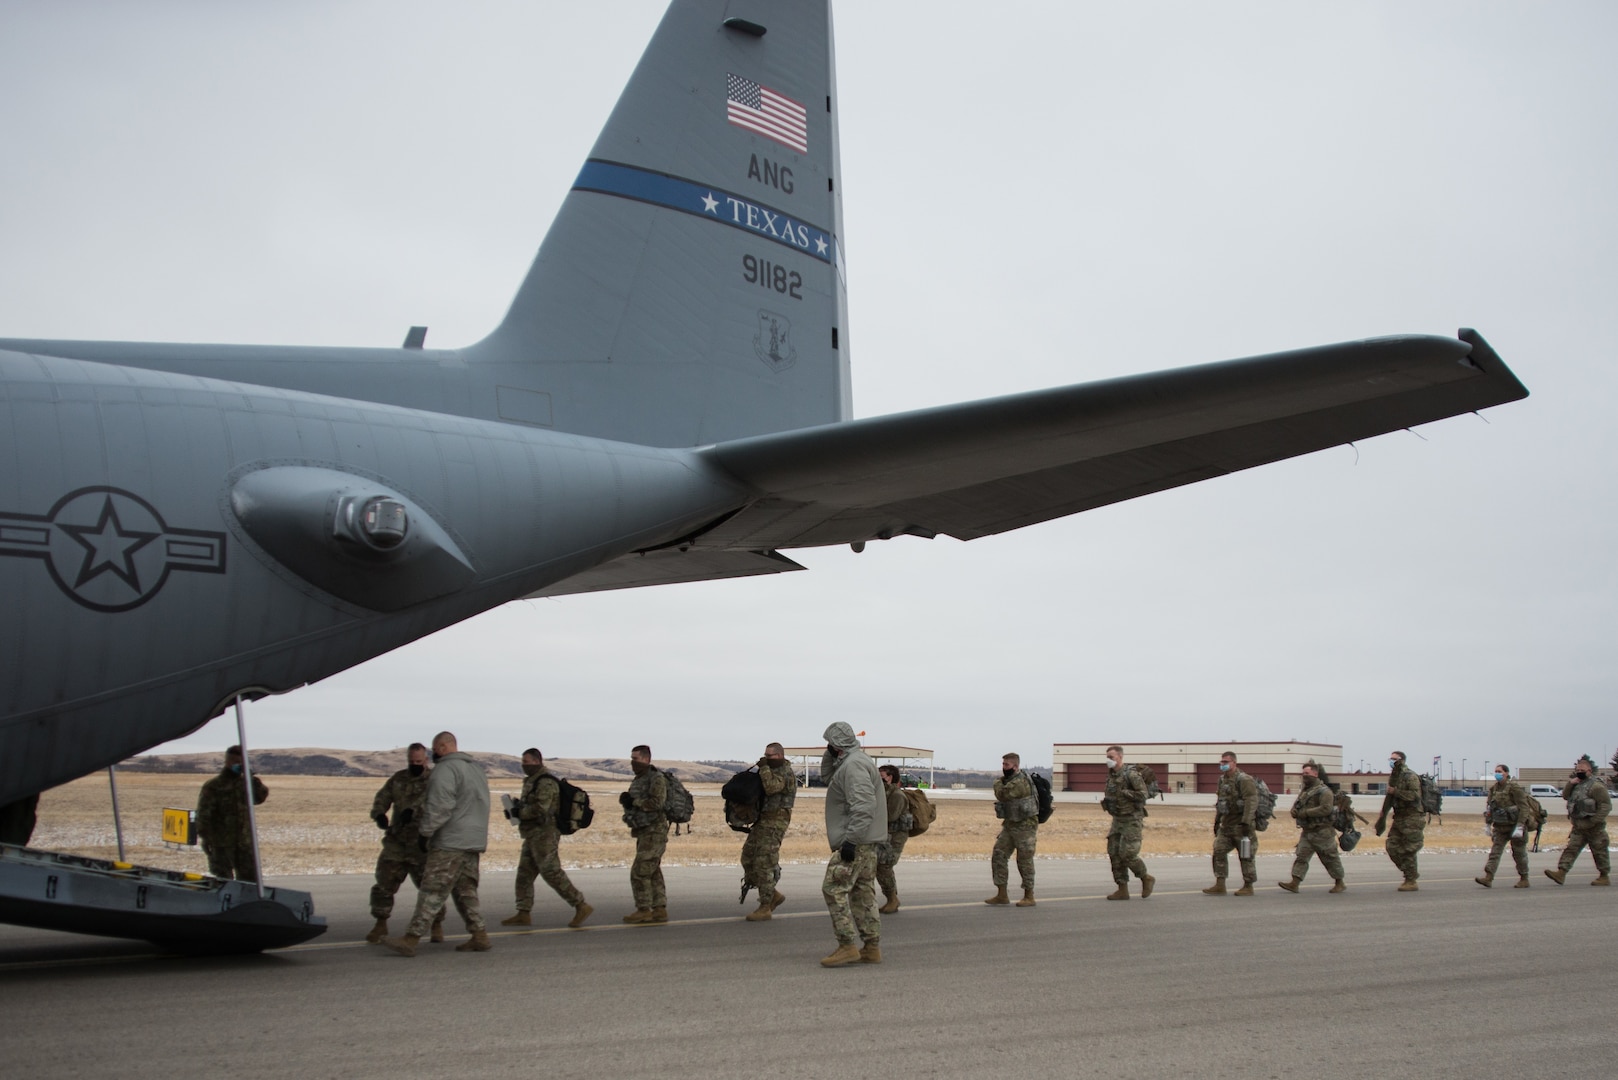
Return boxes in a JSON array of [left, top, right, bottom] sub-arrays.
[[726, 73, 807, 154]]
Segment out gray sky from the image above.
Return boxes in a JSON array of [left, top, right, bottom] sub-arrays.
[[1, 2, 1612, 777]]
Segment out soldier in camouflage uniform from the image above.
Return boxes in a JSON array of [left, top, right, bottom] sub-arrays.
[[384, 731, 491, 956], [986, 753, 1039, 907], [366, 742, 444, 944], [195, 745, 268, 883], [502, 749, 593, 928], [876, 764, 912, 914], [741, 742, 796, 921], [819, 722, 885, 967], [1204, 751, 1257, 896], [1101, 746, 1154, 900], [1278, 760, 1345, 894], [1545, 754, 1611, 886], [1476, 763, 1536, 888], [1374, 750, 1424, 891], [620, 744, 670, 924]]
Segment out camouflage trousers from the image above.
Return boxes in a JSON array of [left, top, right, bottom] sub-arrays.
[[405, 848, 483, 938], [1290, 827, 1344, 882], [877, 830, 909, 896], [992, 819, 1038, 888], [205, 840, 258, 884], [1212, 830, 1257, 884], [1385, 814, 1425, 881], [515, 832, 583, 911], [1557, 821, 1611, 875], [1483, 824, 1531, 879], [369, 841, 427, 918], [822, 843, 880, 946], [740, 818, 789, 892], [630, 825, 668, 908], [1107, 817, 1147, 885]]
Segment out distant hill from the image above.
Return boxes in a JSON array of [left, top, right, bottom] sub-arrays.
[[117, 748, 743, 783]]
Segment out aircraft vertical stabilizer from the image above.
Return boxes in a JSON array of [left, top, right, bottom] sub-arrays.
[[470, 0, 851, 447]]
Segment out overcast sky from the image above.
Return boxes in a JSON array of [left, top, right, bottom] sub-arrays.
[[2, 2, 1612, 777]]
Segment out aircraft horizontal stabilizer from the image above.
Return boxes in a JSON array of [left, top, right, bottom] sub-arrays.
[[696, 330, 1527, 550]]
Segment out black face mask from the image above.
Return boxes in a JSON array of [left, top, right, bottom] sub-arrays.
[[1002, 767, 1015, 777], [430, 750, 440, 763], [408, 763, 425, 777], [631, 760, 650, 776], [522, 764, 540, 777], [1575, 770, 1589, 780]]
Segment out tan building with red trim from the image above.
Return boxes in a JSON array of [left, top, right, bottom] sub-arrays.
[[1053, 741, 1344, 796]]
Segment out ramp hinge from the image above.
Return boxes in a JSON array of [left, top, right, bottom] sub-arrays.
[[137, 885, 149, 909], [46, 874, 58, 899]]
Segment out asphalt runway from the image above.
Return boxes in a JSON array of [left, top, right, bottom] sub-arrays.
[[0, 851, 1609, 1078]]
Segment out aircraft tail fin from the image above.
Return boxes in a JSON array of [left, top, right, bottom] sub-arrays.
[[470, 1, 850, 447]]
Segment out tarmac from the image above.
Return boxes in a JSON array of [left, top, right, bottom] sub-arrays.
[[0, 850, 1610, 1078]]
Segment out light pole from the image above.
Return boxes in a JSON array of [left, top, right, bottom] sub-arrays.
[[1483, 760, 1490, 786], [1462, 758, 1467, 784]]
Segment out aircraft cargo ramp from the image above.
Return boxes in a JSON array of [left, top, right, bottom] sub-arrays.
[[0, 844, 326, 952]]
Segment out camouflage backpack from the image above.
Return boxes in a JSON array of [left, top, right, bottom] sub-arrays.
[[1418, 773, 1444, 818], [1330, 789, 1366, 851], [1135, 764, 1164, 800], [904, 787, 936, 837], [1252, 779, 1279, 831], [1526, 794, 1548, 829], [661, 769, 695, 824], [553, 774, 594, 835]]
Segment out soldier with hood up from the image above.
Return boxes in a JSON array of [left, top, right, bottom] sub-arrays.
[[819, 722, 886, 967]]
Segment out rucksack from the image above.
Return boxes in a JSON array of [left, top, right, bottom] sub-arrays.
[[1029, 772, 1054, 824], [1527, 795, 1548, 829], [661, 769, 694, 824], [1418, 773, 1444, 818], [1252, 779, 1278, 831], [1330, 789, 1366, 849], [904, 787, 935, 837], [721, 766, 764, 833], [1135, 765, 1163, 800], [553, 775, 594, 835]]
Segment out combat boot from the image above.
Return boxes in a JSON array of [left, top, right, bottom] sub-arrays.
[[455, 929, 492, 952], [365, 918, 388, 944], [1329, 879, 1347, 893], [820, 942, 861, 967], [382, 934, 419, 957], [1140, 874, 1155, 899], [745, 898, 774, 921], [878, 891, 899, 914], [500, 911, 532, 926], [623, 907, 654, 923], [1233, 882, 1254, 896], [770, 889, 786, 911], [648, 907, 668, 923], [1016, 888, 1036, 907], [1278, 878, 1300, 893], [1544, 867, 1567, 885], [568, 901, 594, 928], [1397, 880, 1419, 892], [1474, 873, 1494, 888], [429, 914, 445, 943], [859, 942, 882, 964], [1106, 884, 1130, 900], [1513, 877, 1530, 888], [1593, 874, 1611, 886], [1202, 878, 1227, 895], [985, 885, 1010, 905]]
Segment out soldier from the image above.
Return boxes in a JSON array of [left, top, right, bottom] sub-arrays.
[[383, 731, 492, 956], [1100, 746, 1154, 900], [502, 749, 592, 929], [741, 742, 796, 921], [366, 743, 443, 944], [819, 722, 885, 966], [1545, 754, 1611, 886], [619, 744, 670, 924], [195, 745, 268, 882], [986, 752, 1039, 907], [1374, 749, 1424, 891], [876, 764, 912, 914], [1476, 763, 1536, 888], [1278, 760, 1346, 894], [1204, 750, 1257, 896]]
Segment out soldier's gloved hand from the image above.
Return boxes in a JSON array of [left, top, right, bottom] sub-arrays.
[[619, 792, 633, 808], [840, 841, 856, 863], [417, 835, 429, 853], [374, 813, 389, 830], [399, 809, 413, 825], [1374, 818, 1386, 837]]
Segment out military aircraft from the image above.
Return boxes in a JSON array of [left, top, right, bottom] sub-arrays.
[[0, 0, 1526, 811]]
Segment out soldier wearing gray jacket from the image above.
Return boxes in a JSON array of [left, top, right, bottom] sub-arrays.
[[819, 722, 886, 967], [384, 731, 491, 957]]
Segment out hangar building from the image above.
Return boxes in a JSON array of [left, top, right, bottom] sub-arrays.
[[1053, 741, 1343, 796]]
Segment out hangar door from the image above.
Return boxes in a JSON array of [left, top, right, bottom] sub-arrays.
[[1065, 763, 1169, 792], [1196, 762, 1286, 794]]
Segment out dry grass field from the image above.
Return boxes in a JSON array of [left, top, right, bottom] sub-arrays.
[[30, 772, 1509, 876]]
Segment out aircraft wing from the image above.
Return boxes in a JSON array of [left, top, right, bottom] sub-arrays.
[[692, 330, 1527, 550]]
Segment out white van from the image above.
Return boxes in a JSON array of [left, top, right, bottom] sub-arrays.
[[1528, 784, 1562, 799]]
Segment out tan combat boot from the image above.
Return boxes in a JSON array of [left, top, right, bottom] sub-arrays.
[[1593, 874, 1611, 886], [1329, 879, 1347, 893], [820, 942, 861, 967], [859, 942, 882, 964], [365, 918, 388, 944], [1544, 867, 1567, 885], [623, 908, 654, 923], [500, 911, 532, 926], [1513, 877, 1530, 888], [1397, 879, 1419, 892], [1278, 878, 1300, 893], [1106, 883, 1130, 900], [382, 933, 420, 957], [1474, 873, 1493, 888], [745, 898, 774, 922], [1016, 888, 1036, 907], [770, 889, 786, 910], [648, 907, 669, 923], [455, 929, 492, 952], [985, 885, 1010, 905], [1202, 878, 1227, 895], [878, 891, 899, 915], [429, 913, 445, 943], [1140, 874, 1155, 899], [568, 901, 594, 928], [1233, 882, 1254, 896]]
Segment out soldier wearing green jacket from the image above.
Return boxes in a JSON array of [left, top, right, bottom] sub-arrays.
[[1278, 760, 1345, 894], [741, 742, 797, 921], [1101, 746, 1154, 900], [365, 742, 442, 944], [986, 753, 1039, 907], [502, 749, 592, 929], [1375, 750, 1424, 891], [620, 745, 670, 924], [1204, 751, 1257, 896], [195, 745, 268, 883], [1476, 763, 1536, 888], [1545, 754, 1611, 886], [876, 764, 912, 914]]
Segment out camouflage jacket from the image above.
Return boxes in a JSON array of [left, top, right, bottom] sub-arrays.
[[758, 758, 797, 820], [1562, 775, 1612, 823], [1214, 769, 1257, 833], [1289, 777, 1334, 832], [883, 780, 912, 834], [196, 769, 268, 848], [1102, 765, 1148, 821], [622, 767, 668, 833], [1485, 778, 1535, 829], [370, 767, 428, 847], [1382, 764, 1422, 819], [516, 767, 561, 840], [994, 769, 1037, 823]]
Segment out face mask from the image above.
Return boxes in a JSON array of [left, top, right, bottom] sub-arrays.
[[408, 763, 425, 777], [1493, 773, 1504, 782], [430, 750, 440, 763], [229, 763, 242, 775], [631, 760, 650, 776], [1002, 767, 1015, 777], [1575, 770, 1589, 780], [1218, 762, 1230, 773], [1388, 759, 1398, 770], [522, 764, 540, 777]]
